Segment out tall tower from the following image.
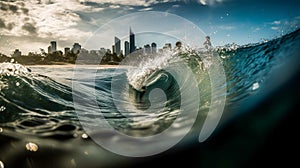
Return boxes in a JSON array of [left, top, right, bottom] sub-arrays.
[[151, 42, 157, 54], [115, 36, 121, 55], [50, 41, 57, 53], [72, 43, 81, 54], [129, 27, 135, 53], [124, 41, 129, 56], [144, 44, 151, 55]]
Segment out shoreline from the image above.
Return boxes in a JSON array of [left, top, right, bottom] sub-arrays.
[[27, 64, 128, 69]]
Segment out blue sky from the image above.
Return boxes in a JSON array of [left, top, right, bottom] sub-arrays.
[[0, 0, 299, 55]]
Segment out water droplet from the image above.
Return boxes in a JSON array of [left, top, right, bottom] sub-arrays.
[[0, 106, 5, 112], [81, 133, 88, 139], [26, 142, 39, 152], [252, 82, 259, 90], [0, 161, 4, 168], [84, 151, 89, 155], [70, 159, 76, 167], [0, 127, 3, 133], [16, 82, 20, 86]]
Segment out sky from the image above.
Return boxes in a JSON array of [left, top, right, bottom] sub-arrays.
[[0, 0, 299, 55]]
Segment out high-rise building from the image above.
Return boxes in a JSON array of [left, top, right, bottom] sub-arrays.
[[99, 48, 107, 56], [151, 42, 157, 54], [12, 49, 21, 57], [112, 45, 115, 54], [47, 41, 57, 54], [80, 48, 89, 56], [50, 41, 57, 53], [48, 46, 51, 54], [163, 43, 172, 51], [115, 36, 121, 55], [64, 47, 70, 55], [72, 43, 81, 54], [124, 41, 129, 56], [129, 27, 135, 53], [144, 44, 151, 55]]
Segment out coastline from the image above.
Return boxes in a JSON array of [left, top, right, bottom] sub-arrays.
[[26, 63, 125, 69]]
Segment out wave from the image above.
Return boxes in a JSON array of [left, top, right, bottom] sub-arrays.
[[1, 28, 300, 140], [0, 63, 78, 139]]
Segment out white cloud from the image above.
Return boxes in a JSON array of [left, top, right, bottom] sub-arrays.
[[0, 0, 98, 40], [199, 0, 207, 5], [272, 20, 281, 25], [198, 0, 226, 6], [218, 25, 235, 30], [139, 7, 154, 11], [255, 27, 260, 31], [271, 26, 279, 30], [78, 0, 176, 7]]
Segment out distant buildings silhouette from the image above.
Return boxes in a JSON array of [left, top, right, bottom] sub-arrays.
[[47, 41, 57, 54], [10, 27, 177, 63], [12, 49, 21, 57], [114, 37, 121, 55], [124, 41, 130, 56], [129, 27, 136, 54]]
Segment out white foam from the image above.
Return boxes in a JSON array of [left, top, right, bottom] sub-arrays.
[[0, 62, 30, 76], [252, 82, 260, 90]]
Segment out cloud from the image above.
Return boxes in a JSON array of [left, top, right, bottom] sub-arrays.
[[218, 25, 235, 30], [0, 18, 5, 28], [0, 1, 19, 13], [197, 0, 226, 6], [78, 0, 171, 7], [22, 23, 37, 34], [21, 7, 29, 15], [139, 7, 153, 11], [0, 0, 96, 40], [271, 26, 279, 30], [199, 0, 207, 5], [0, 18, 15, 30], [8, 4, 18, 13], [272, 20, 281, 25], [6, 23, 15, 30]]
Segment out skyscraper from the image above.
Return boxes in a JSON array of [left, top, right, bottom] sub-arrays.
[[64, 47, 70, 55], [72, 43, 81, 54], [47, 41, 57, 54], [151, 42, 157, 54], [144, 44, 151, 55], [112, 45, 115, 54], [129, 27, 135, 53], [12, 49, 21, 57], [115, 36, 121, 55], [124, 41, 129, 56], [50, 41, 57, 53], [163, 43, 172, 51]]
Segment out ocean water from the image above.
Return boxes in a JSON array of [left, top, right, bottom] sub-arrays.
[[0, 28, 300, 167]]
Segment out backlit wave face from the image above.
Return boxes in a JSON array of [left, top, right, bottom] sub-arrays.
[[72, 11, 226, 157]]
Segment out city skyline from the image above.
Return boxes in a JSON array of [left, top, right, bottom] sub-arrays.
[[7, 27, 170, 57], [1, 1, 299, 56]]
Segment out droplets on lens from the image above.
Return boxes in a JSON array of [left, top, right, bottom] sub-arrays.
[[81, 133, 88, 139], [252, 82, 259, 90], [0, 161, 4, 168], [25, 142, 39, 152], [0, 106, 5, 112]]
